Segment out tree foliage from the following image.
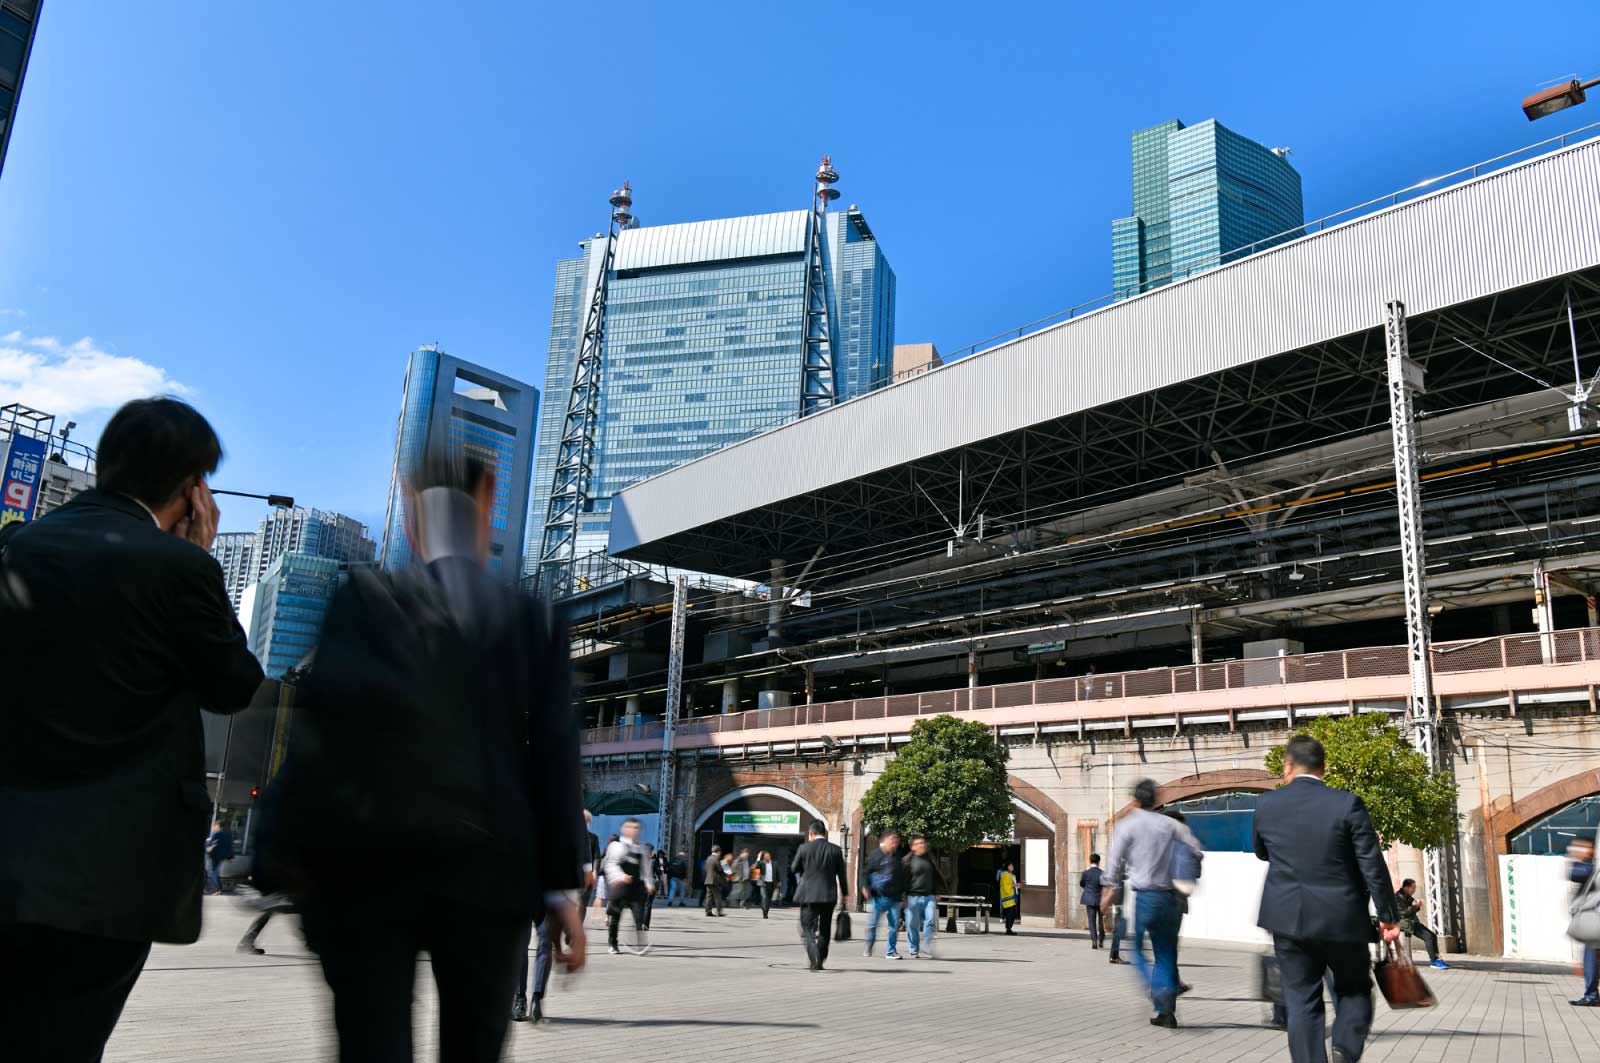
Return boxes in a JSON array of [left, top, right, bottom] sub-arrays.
[[1264, 713, 1457, 850], [859, 714, 1012, 852]]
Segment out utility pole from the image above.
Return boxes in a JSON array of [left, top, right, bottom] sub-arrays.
[[656, 575, 688, 853], [1385, 298, 1456, 947]]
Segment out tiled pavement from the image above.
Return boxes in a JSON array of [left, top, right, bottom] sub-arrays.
[[104, 898, 1600, 1062]]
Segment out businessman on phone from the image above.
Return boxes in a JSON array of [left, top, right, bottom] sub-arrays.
[[0, 397, 265, 1063]]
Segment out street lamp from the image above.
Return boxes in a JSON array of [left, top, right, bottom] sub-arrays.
[[1522, 77, 1599, 121]]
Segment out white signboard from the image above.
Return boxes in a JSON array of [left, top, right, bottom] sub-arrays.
[[1501, 854, 1582, 962], [1024, 838, 1050, 886], [723, 811, 801, 835]]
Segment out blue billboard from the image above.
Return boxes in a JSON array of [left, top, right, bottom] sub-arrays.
[[0, 433, 48, 528]]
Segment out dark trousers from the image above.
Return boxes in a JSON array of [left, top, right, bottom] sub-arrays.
[[1087, 906, 1105, 947], [760, 882, 775, 916], [799, 902, 837, 969], [704, 884, 724, 914], [1273, 934, 1375, 1063], [1409, 923, 1440, 962], [1002, 906, 1018, 933], [1584, 947, 1599, 999], [514, 914, 555, 1000], [0, 922, 152, 1063], [303, 894, 524, 1063], [607, 895, 645, 947], [239, 909, 275, 948], [1109, 906, 1127, 958]]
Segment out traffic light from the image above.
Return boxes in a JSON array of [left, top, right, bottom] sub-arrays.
[[249, 787, 260, 799]]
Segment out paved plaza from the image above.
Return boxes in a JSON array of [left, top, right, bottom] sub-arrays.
[[105, 898, 1600, 1062]]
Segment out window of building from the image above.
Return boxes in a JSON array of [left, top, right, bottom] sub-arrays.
[[1509, 795, 1600, 856], [1162, 790, 1262, 852]]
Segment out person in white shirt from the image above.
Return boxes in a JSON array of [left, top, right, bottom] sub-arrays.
[[603, 818, 655, 954]]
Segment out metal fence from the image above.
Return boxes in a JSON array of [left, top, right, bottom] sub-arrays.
[[581, 627, 1600, 747]]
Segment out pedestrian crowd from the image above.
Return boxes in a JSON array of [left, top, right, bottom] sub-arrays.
[[5, 398, 1596, 1063]]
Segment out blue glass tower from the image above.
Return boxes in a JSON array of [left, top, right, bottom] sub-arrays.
[[248, 553, 342, 679], [1112, 118, 1303, 298], [379, 345, 539, 576], [526, 204, 896, 576]]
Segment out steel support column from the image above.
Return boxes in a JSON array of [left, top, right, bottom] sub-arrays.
[[656, 575, 688, 854], [1385, 298, 1456, 947]]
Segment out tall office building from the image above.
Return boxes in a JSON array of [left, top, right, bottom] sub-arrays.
[[209, 507, 375, 612], [1112, 118, 1303, 299], [378, 344, 539, 576], [0, 0, 40, 182], [526, 203, 896, 575], [248, 553, 342, 679]]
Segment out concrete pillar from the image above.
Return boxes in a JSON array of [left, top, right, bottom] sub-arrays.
[[720, 678, 742, 714], [758, 689, 791, 710], [805, 666, 815, 705], [1190, 610, 1204, 665], [622, 695, 642, 726], [967, 647, 978, 690], [767, 558, 786, 641]]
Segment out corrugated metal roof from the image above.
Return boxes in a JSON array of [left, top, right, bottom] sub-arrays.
[[613, 210, 809, 271], [611, 138, 1600, 556]]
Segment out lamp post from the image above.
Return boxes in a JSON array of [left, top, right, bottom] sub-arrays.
[[1522, 76, 1599, 120]]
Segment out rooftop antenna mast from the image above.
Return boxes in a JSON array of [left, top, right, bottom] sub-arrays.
[[798, 155, 841, 416], [537, 179, 634, 598]]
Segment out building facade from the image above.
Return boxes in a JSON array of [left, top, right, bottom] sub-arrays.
[[891, 342, 941, 382], [209, 507, 374, 612], [247, 552, 343, 679], [1112, 118, 1303, 298], [378, 344, 538, 577], [0, 0, 40, 182], [525, 205, 896, 575]]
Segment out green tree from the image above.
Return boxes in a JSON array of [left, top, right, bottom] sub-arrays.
[[1264, 714, 1457, 849], [859, 714, 1012, 851]]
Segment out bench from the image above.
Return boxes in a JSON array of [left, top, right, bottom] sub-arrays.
[[938, 894, 991, 934]]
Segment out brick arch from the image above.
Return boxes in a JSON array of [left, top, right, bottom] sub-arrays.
[[1111, 768, 1277, 822], [1008, 775, 1072, 928], [1487, 767, 1600, 856]]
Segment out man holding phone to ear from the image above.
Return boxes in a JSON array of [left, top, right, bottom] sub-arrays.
[[0, 397, 265, 1063]]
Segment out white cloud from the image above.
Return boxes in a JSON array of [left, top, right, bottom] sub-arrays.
[[0, 332, 191, 420]]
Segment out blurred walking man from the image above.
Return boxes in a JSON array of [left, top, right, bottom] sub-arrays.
[[261, 439, 586, 1062], [1101, 779, 1202, 1029], [861, 831, 907, 959], [0, 398, 265, 1063], [703, 846, 727, 916], [903, 836, 945, 959], [1254, 735, 1400, 1063], [604, 819, 654, 953], [790, 820, 850, 971]]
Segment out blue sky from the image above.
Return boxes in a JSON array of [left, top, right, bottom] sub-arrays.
[[1, 2, 1596, 534]]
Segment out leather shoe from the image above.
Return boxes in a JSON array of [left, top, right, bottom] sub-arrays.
[[1330, 1051, 1351, 1063], [1109, 956, 1128, 964], [1571, 996, 1600, 1007], [1149, 1013, 1177, 1029], [531, 998, 544, 1024], [511, 994, 528, 1022]]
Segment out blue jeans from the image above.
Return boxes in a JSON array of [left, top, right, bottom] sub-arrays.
[[206, 857, 223, 894], [864, 895, 901, 954], [1585, 947, 1599, 999], [666, 878, 685, 906], [1130, 890, 1182, 1015], [906, 894, 937, 955]]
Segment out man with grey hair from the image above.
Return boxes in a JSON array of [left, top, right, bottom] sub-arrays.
[[1101, 779, 1202, 1029]]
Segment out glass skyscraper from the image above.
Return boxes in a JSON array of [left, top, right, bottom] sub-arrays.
[[0, 0, 40, 183], [1112, 118, 1303, 299], [248, 552, 342, 679], [210, 507, 376, 612], [526, 205, 895, 576], [378, 344, 539, 576]]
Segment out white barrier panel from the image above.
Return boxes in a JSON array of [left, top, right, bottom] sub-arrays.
[[1181, 851, 1271, 945], [1500, 854, 1582, 962]]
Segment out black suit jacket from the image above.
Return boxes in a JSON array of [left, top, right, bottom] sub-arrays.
[[1253, 776, 1398, 943], [0, 491, 264, 943], [264, 557, 584, 918], [790, 838, 849, 905]]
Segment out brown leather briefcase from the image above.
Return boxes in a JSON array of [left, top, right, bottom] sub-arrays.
[[1374, 941, 1437, 1009]]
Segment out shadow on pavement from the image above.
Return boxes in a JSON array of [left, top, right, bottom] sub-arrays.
[[550, 1018, 819, 1030]]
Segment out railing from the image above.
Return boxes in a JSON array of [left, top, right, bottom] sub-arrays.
[[580, 627, 1600, 748]]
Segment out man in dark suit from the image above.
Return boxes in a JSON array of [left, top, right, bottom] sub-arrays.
[[1080, 854, 1105, 949], [1254, 735, 1400, 1063], [0, 398, 266, 1063], [790, 820, 849, 971], [262, 439, 586, 1062], [703, 846, 727, 916]]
